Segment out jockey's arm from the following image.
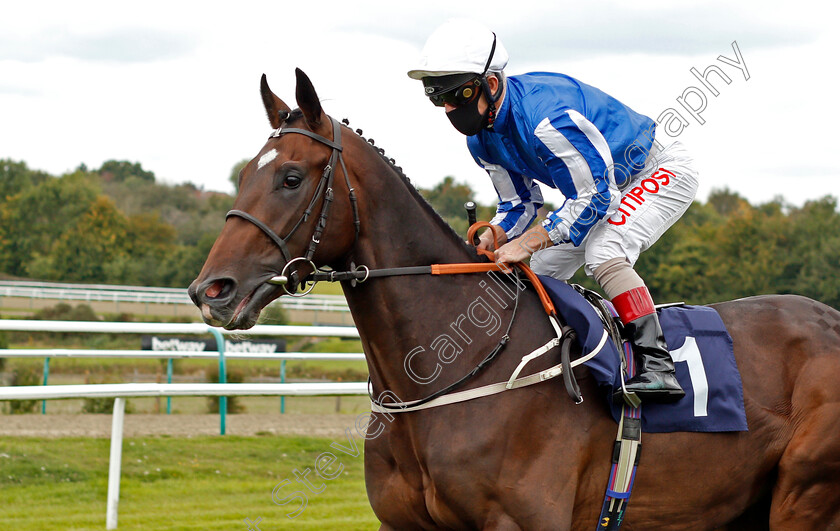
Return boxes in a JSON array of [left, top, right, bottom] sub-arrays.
[[468, 141, 544, 250], [493, 224, 552, 267], [532, 112, 619, 246]]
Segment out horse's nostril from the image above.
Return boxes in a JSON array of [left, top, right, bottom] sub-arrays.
[[203, 278, 234, 301], [205, 280, 224, 298]]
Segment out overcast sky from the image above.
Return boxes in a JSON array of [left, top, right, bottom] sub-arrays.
[[2, 0, 837, 208]]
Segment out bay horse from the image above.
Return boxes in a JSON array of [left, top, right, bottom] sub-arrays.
[[189, 68, 840, 530]]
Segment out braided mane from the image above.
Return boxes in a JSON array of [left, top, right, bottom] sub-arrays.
[[339, 116, 473, 251]]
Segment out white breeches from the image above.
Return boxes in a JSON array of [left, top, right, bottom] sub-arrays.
[[530, 141, 699, 280]]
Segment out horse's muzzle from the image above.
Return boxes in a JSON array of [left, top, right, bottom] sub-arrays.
[[189, 277, 237, 306], [188, 277, 239, 324]]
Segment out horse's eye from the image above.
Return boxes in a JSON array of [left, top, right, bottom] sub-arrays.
[[283, 173, 302, 189], [273, 166, 304, 191]]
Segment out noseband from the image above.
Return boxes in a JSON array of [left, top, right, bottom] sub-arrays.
[[226, 115, 359, 295]]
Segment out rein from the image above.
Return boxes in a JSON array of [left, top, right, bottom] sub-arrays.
[[306, 221, 559, 317]]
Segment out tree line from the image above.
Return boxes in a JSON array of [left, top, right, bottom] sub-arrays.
[[1, 159, 838, 310], [0, 159, 231, 288]]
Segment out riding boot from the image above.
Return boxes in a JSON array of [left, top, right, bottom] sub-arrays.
[[612, 287, 685, 404]]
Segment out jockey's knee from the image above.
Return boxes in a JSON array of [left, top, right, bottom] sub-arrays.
[[529, 250, 552, 276], [584, 237, 627, 273], [529, 247, 580, 280]]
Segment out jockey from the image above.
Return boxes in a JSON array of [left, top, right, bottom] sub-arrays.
[[408, 19, 699, 403]]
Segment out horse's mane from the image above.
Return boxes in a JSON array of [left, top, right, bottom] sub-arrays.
[[347, 118, 476, 250], [284, 109, 476, 257]]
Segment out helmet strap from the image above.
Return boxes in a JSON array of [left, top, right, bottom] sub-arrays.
[[479, 33, 502, 129], [480, 77, 497, 128]]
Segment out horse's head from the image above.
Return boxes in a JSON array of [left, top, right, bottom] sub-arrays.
[[188, 69, 359, 329]]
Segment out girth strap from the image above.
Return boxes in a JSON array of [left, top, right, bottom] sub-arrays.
[[597, 340, 643, 530]]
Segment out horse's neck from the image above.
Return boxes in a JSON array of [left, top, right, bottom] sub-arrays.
[[339, 160, 516, 400], [338, 145, 478, 269], [354, 173, 475, 268]]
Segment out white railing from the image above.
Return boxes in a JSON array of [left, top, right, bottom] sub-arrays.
[[0, 319, 359, 336], [0, 318, 369, 529], [0, 381, 368, 400], [0, 280, 350, 312], [0, 348, 365, 361], [0, 383, 370, 529], [0, 319, 364, 416], [1, 346, 366, 414]]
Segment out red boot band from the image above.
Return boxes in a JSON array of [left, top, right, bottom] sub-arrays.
[[612, 286, 656, 324]]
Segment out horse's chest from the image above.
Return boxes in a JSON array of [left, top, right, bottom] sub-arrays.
[[400, 437, 506, 526], [363, 426, 480, 524]]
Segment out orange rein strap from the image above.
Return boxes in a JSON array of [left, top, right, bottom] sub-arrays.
[[303, 220, 557, 317], [429, 221, 558, 317]]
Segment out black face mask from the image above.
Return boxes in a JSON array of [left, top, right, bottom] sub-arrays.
[[446, 91, 491, 136]]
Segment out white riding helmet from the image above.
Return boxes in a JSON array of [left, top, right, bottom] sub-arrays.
[[407, 19, 509, 79]]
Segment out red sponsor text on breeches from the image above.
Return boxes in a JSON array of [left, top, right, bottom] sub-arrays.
[[608, 168, 676, 226]]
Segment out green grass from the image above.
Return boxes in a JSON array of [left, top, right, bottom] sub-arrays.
[[0, 435, 379, 530]]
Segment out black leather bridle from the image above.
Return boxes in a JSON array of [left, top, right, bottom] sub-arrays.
[[225, 115, 359, 295]]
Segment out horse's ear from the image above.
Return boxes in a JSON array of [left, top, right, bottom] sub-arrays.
[[294, 68, 327, 131], [260, 74, 292, 129]]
